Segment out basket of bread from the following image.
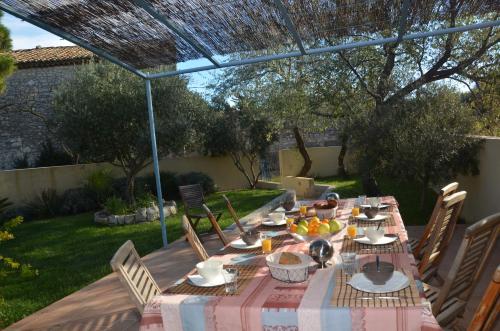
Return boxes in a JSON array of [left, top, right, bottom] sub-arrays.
[[265, 252, 314, 283]]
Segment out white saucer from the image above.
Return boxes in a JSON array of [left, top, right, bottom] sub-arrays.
[[347, 271, 410, 293], [354, 235, 398, 245], [261, 218, 287, 226], [361, 204, 390, 209], [230, 238, 262, 250], [187, 274, 225, 287], [274, 206, 300, 213], [355, 214, 388, 222]]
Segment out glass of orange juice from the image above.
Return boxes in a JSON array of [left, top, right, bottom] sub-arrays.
[[351, 207, 360, 217], [347, 224, 357, 238], [299, 205, 307, 218], [261, 233, 272, 254]]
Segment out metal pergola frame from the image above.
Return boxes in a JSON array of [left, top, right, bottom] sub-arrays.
[[2, 1, 498, 248]]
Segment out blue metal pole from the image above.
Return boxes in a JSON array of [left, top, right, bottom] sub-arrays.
[[145, 79, 168, 247]]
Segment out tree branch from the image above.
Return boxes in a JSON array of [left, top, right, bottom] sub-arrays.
[[338, 51, 380, 100]]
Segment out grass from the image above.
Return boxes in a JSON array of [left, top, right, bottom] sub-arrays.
[[315, 176, 437, 226], [0, 188, 281, 328]]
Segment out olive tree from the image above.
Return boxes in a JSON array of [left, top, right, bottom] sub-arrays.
[[53, 62, 208, 203], [202, 97, 279, 188]]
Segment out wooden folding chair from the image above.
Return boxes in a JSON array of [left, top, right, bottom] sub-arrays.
[[468, 264, 499, 331], [202, 204, 229, 246], [179, 184, 222, 237], [182, 215, 209, 261], [423, 213, 500, 328], [418, 191, 466, 282], [110, 240, 161, 314], [409, 182, 459, 258], [222, 194, 245, 232]]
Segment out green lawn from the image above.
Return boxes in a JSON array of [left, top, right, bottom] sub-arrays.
[[316, 176, 437, 226], [0, 188, 281, 327]]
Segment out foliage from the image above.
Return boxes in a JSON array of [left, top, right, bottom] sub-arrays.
[[0, 189, 281, 327], [85, 169, 114, 205], [34, 140, 73, 167], [12, 154, 30, 169], [0, 11, 15, 94], [134, 192, 156, 209], [103, 196, 129, 215], [0, 198, 12, 216], [351, 86, 482, 207], [53, 62, 208, 203], [26, 189, 62, 219], [59, 188, 98, 215], [177, 172, 216, 196], [202, 98, 279, 188]]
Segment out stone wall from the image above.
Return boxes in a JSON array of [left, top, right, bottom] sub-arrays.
[[0, 65, 78, 170]]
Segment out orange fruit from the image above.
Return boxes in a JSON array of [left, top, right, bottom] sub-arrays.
[[290, 224, 298, 233], [321, 219, 329, 224]]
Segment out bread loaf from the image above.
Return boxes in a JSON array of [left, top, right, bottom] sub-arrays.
[[279, 252, 302, 265]]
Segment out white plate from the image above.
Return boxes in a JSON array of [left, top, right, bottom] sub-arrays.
[[353, 235, 398, 245], [230, 238, 262, 250], [261, 218, 287, 226], [274, 206, 300, 213], [187, 274, 225, 287], [355, 214, 388, 222], [348, 271, 410, 293], [361, 204, 390, 209]]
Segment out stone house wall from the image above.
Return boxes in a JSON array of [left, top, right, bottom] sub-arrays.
[[0, 65, 78, 169]]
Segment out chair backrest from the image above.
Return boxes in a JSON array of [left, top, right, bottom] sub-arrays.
[[203, 204, 229, 246], [182, 215, 209, 261], [110, 240, 161, 314], [432, 213, 500, 317], [179, 184, 204, 210], [418, 191, 466, 277], [468, 264, 500, 331], [222, 194, 245, 233], [413, 182, 459, 258]]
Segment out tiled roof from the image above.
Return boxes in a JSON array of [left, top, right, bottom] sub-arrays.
[[10, 46, 96, 69]]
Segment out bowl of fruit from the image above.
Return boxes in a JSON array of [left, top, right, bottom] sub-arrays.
[[288, 216, 345, 242]]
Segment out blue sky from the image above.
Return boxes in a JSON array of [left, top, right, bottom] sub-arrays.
[[2, 12, 216, 95]]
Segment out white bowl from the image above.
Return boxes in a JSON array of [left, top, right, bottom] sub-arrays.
[[266, 252, 314, 283], [196, 260, 223, 281], [268, 212, 285, 224], [364, 227, 385, 243]]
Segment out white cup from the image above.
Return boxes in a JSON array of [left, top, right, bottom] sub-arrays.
[[196, 260, 223, 281], [268, 212, 285, 224], [365, 227, 385, 243]]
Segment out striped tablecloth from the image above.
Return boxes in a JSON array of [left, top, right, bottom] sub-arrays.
[[140, 196, 441, 331]]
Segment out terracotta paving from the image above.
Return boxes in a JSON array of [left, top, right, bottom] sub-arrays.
[[5, 225, 499, 331]]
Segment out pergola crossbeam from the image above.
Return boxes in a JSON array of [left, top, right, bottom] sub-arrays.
[[146, 19, 500, 79], [133, 0, 220, 68], [273, 0, 307, 55], [0, 3, 146, 78], [397, 0, 412, 41]]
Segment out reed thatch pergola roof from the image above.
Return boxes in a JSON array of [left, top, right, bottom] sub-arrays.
[[2, 1, 499, 79]]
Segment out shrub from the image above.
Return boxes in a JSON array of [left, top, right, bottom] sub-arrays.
[[60, 188, 98, 215], [135, 192, 156, 209], [0, 197, 12, 215], [178, 172, 216, 195], [85, 169, 114, 205], [104, 196, 129, 215], [12, 154, 30, 169], [34, 140, 73, 167], [26, 189, 62, 219]]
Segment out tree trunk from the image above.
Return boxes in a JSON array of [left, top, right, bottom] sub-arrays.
[[361, 171, 382, 197], [338, 135, 348, 178], [125, 173, 136, 205], [293, 126, 312, 177]]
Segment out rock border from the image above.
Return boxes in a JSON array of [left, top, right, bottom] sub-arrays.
[[94, 201, 177, 225]]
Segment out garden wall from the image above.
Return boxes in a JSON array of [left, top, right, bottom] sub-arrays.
[[279, 146, 342, 178], [457, 136, 500, 223], [0, 155, 251, 206]]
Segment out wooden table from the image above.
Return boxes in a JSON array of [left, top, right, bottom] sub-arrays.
[[140, 197, 441, 331]]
